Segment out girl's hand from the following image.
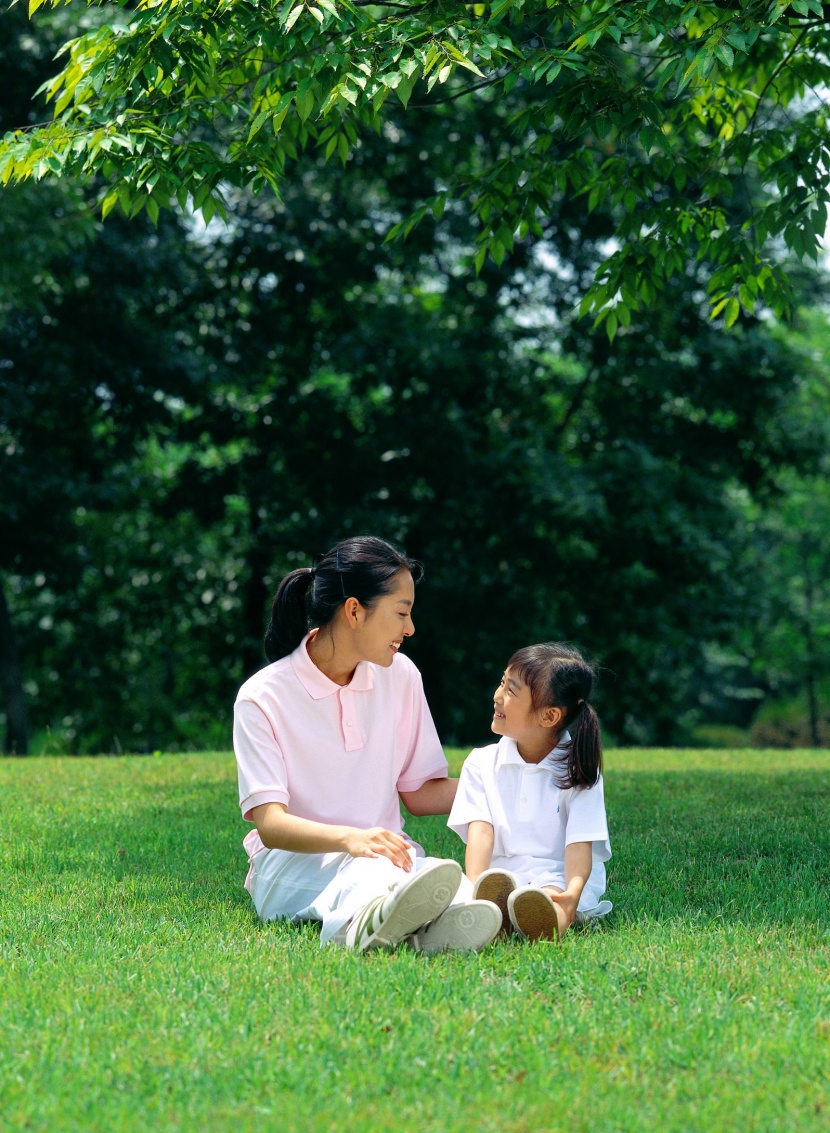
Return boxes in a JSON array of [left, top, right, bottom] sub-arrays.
[[548, 889, 579, 928], [343, 827, 413, 871]]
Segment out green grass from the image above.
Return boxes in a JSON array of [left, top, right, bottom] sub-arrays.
[[1, 748, 828, 1132]]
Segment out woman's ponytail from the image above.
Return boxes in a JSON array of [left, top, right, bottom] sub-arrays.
[[264, 568, 314, 661], [568, 701, 603, 789]]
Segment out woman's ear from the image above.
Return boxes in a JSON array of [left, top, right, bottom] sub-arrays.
[[539, 705, 565, 730], [341, 597, 362, 627]]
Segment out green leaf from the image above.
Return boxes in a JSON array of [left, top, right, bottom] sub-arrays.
[[724, 297, 740, 328], [488, 0, 517, 23], [738, 284, 756, 313], [395, 72, 418, 109], [101, 190, 119, 220], [296, 84, 315, 121], [713, 43, 734, 69], [285, 4, 304, 31], [248, 110, 271, 143]]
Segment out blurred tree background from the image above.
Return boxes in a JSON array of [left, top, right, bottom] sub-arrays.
[[2, 5, 829, 754]]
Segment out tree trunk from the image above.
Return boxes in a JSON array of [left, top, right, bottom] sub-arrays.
[[0, 576, 29, 755]]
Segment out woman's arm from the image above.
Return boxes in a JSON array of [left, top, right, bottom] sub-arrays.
[[399, 776, 458, 816], [465, 820, 495, 883], [548, 840, 592, 926], [250, 802, 414, 871]]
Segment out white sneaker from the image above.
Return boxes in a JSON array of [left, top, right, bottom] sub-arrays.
[[343, 860, 462, 951], [407, 900, 502, 953], [472, 868, 520, 935]]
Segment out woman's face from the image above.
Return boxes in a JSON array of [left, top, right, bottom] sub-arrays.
[[356, 570, 415, 666]]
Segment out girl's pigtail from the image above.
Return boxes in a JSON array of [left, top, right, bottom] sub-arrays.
[[569, 702, 603, 788], [264, 568, 315, 661]]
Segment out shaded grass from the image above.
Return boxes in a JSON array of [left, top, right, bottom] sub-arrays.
[[1, 749, 829, 1132]]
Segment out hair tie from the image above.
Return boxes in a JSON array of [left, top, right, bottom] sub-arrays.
[[335, 548, 347, 599], [308, 566, 316, 580], [577, 698, 585, 706]]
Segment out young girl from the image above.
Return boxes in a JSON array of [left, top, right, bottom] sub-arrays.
[[448, 642, 612, 942]]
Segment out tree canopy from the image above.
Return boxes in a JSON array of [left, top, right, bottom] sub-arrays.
[[3, 2, 830, 754], [2, 0, 829, 330]]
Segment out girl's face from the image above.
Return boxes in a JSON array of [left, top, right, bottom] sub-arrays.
[[354, 570, 415, 667], [492, 667, 538, 740]]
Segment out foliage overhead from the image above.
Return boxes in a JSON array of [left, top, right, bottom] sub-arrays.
[[2, 0, 830, 330]]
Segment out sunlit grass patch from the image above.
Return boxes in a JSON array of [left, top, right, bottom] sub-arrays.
[[1, 750, 828, 1132]]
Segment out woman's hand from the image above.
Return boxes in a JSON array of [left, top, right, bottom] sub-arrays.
[[342, 827, 413, 871], [252, 802, 411, 867]]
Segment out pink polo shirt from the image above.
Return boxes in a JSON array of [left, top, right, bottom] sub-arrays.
[[233, 633, 448, 859]]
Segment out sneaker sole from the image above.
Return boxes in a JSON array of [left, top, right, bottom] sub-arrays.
[[473, 871, 516, 934], [509, 889, 561, 942], [411, 900, 502, 953], [360, 861, 462, 951]]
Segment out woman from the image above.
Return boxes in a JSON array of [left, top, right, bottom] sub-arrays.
[[233, 535, 501, 952]]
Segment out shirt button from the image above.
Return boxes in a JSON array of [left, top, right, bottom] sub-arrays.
[[521, 797, 527, 803], [346, 720, 353, 726]]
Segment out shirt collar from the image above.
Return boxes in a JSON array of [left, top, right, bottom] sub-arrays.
[[495, 732, 571, 770], [290, 631, 374, 700]]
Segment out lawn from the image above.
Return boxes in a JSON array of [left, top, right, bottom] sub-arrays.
[[1, 748, 828, 1132]]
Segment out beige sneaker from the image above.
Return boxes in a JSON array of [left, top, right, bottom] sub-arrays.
[[472, 868, 519, 935], [507, 886, 563, 942]]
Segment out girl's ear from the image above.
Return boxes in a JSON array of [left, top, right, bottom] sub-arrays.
[[539, 705, 565, 730]]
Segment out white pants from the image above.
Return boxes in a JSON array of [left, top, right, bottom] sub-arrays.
[[248, 846, 473, 944]]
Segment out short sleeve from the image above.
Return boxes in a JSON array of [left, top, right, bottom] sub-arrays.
[[564, 774, 611, 862], [395, 662, 449, 792], [447, 751, 493, 844], [234, 698, 290, 820]]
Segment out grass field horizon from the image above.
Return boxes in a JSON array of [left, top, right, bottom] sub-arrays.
[[2, 748, 828, 1132]]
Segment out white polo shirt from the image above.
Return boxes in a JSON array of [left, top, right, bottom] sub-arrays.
[[448, 734, 611, 896], [234, 633, 448, 859]]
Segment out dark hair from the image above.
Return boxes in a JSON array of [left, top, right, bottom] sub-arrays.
[[507, 642, 602, 790], [264, 536, 423, 662]]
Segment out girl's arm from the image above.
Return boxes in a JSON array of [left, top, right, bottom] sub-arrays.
[[399, 776, 458, 816], [465, 820, 495, 883], [549, 840, 592, 926], [250, 802, 414, 871]]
